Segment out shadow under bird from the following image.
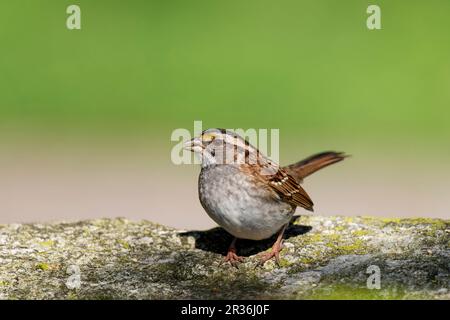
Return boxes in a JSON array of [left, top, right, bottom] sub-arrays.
[[184, 128, 347, 266]]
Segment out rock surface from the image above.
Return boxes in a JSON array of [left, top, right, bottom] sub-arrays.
[[0, 215, 448, 300]]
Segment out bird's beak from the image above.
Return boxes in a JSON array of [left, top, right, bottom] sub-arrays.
[[183, 137, 202, 152]]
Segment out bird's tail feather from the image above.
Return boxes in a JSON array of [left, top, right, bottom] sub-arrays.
[[284, 151, 348, 182]]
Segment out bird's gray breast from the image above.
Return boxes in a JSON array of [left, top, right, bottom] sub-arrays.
[[198, 165, 294, 240]]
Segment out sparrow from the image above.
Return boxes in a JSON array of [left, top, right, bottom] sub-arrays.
[[184, 128, 347, 266]]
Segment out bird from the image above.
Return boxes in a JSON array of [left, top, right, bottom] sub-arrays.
[[183, 128, 347, 266]]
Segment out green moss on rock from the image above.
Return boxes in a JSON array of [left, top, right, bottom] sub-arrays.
[[0, 215, 448, 299]]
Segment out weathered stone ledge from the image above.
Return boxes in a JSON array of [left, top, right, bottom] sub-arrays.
[[0, 215, 448, 299]]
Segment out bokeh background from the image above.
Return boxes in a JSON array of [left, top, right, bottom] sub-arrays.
[[1, 1, 449, 229]]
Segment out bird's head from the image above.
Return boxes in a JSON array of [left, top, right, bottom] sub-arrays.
[[183, 128, 260, 167]]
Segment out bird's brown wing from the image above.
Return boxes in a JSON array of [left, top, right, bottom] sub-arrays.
[[244, 162, 314, 211], [266, 167, 314, 211]]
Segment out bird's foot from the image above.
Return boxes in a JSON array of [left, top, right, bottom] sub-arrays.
[[223, 250, 244, 267], [257, 242, 284, 267]]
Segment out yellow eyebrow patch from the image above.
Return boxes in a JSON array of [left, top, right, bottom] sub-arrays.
[[202, 133, 216, 142]]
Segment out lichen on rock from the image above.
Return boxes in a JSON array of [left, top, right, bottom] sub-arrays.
[[0, 215, 448, 299]]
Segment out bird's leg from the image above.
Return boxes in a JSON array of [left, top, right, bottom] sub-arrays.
[[258, 223, 288, 266], [223, 237, 244, 266]]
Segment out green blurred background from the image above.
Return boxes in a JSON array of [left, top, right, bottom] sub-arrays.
[[0, 1, 449, 227]]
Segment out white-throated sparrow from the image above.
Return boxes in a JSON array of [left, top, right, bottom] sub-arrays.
[[184, 128, 347, 266]]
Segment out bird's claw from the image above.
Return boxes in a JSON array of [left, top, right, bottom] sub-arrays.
[[256, 243, 284, 267], [222, 251, 244, 268]]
